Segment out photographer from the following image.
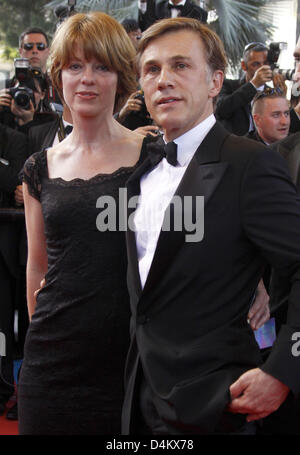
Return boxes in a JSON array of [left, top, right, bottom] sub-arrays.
[[216, 42, 300, 136], [0, 62, 56, 134], [116, 89, 159, 136], [0, 124, 28, 420]]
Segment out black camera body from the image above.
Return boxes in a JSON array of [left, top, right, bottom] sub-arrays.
[[134, 92, 150, 119], [9, 58, 36, 110], [267, 42, 295, 81]]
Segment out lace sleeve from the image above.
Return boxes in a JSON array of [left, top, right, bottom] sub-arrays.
[[22, 152, 43, 201]]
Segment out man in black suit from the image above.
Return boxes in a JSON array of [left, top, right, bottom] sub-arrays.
[[216, 42, 300, 136], [0, 124, 28, 417], [121, 17, 300, 435], [138, 0, 207, 31]]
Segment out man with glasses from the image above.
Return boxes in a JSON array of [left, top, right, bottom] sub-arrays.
[[216, 42, 294, 136], [0, 27, 61, 120], [19, 28, 49, 74]]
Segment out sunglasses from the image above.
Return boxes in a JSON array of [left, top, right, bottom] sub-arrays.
[[244, 42, 268, 53], [254, 86, 284, 101], [23, 42, 47, 51]]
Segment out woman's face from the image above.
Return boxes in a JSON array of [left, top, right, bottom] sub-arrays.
[[61, 45, 118, 119]]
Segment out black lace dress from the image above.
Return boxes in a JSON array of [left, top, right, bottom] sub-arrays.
[[18, 143, 145, 435]]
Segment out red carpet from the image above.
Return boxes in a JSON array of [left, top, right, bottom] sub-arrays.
[[0, 397, 19, 435]]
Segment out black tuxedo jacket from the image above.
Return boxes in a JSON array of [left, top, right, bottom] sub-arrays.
[[273, 131, 300, 188], [216, 78, 257, 136], [139, 0, 208, 31], [269, 132, 300, 331], [28, 116, 60, 155], [122, 122, 300, 434], [0, 125, 28, 276]]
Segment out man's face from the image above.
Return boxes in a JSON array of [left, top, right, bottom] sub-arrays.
[[254, 97, 290, 144], [19, 33, 49, 73], [140, 30, 223, 141], [242, 50, 268, 81]]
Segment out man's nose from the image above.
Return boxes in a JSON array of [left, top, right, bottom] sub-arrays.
[[157, 66, 174, 88]]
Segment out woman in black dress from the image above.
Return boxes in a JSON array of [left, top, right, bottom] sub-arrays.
[[18, 12, 146, 434]]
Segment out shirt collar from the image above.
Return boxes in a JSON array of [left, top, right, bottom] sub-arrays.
[[169, 0, 186, 6], [164, 114, 216, 167]]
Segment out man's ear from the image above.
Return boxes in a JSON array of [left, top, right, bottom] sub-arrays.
[[241, 60, 247, 72], [252, 112, 261, 129], [209, 70, 224, 98]]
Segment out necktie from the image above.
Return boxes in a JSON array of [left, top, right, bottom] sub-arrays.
[[65, 125, 73, 135], [148, 140, 178, 167]]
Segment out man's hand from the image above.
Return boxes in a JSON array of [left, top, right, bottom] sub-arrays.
[[0, 88, 13, 111], [134, 125, 159, 137], [118, 90, 144, 122], [227, 368, 290, 421], [247, 279, 270, 330], [251, 65, 273, 88], [11, 99, 35, 125], [14, 185, 24, 206]]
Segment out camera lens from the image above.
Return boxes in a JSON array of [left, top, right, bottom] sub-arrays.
[[14, 90, 30, 109]]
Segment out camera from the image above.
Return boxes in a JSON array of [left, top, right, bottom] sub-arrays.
[[133, 91, 150, 120], [267, 42, 295, 81], [9, 58, 36, 110]]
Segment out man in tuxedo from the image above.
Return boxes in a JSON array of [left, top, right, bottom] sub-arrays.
[[138, 0, 207, 31], [122, 17, 300, 435]]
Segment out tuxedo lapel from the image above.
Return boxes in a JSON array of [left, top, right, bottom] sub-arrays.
[[142, 122, 230, 296], [157, 2, 171, 18], [41, 118, 60, 149]]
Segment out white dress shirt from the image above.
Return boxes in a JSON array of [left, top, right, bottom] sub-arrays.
[[134, 114, 216, 288], [52, 120, 73, 146]]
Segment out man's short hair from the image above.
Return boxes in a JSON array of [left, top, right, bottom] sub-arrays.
[[242, 42, 268, 64], [19, 27, 49, 48], [252, 87, 287, 115], [121, 18, 140, 34], [136, 17, 227, 76]]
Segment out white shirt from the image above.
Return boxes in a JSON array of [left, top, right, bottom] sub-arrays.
[[134, 114, 216, 288], [52, 120, 73, 146], [138, 0, 186, 17]]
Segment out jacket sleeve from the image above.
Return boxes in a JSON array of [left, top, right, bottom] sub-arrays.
[[240, 147, 300, 396], [216, 79, 257, 120]]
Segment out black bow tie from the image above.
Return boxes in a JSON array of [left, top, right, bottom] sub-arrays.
[[148, 140, 178, 167], [65, 125, 73, 135], [168, 3, 184, 10]]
